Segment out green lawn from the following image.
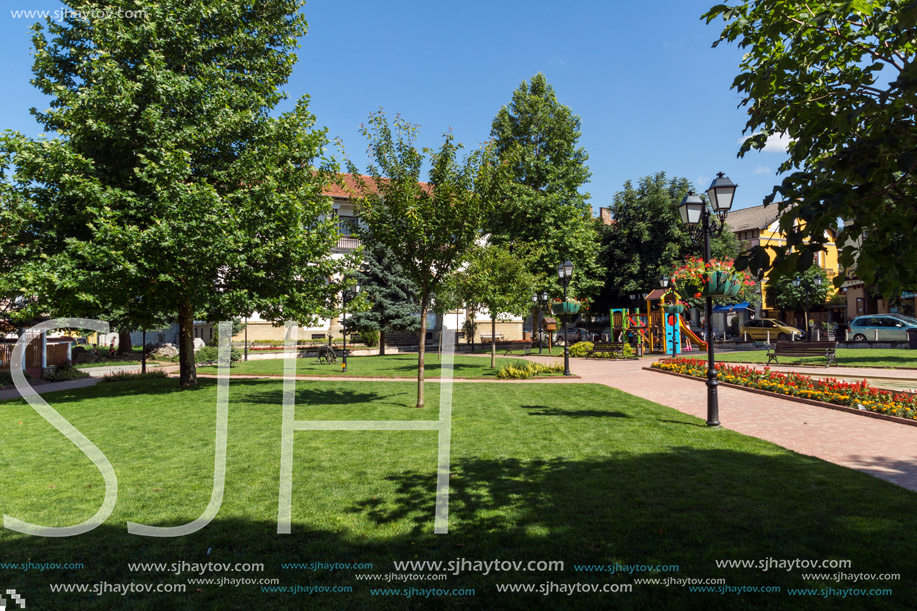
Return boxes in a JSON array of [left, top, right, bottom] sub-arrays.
[[198, 353, 542, 378], [1, 378, 914, 609], [715, 348, 917, 369]]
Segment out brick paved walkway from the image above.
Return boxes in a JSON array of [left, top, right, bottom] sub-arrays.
[[528, 355, 917, 492]]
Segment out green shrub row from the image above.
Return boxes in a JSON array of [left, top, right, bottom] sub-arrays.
[[496, 361, 565, 380], [43, 365, 91, 383], [568, 341, 634, 359], [101, 371, 168, 383]]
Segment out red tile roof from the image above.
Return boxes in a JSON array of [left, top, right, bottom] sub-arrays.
[[322, 174, 432, 199]]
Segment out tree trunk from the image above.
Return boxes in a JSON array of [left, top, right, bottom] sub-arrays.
[[416, 298, 428, 408], [178, 295, 197, 388], [379, 329, 386, 356], [490, 316, 496, 368], [117, 329, 133, 354]]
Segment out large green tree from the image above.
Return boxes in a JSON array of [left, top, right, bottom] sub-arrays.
[[346, 111, 499, 407], [704, 0, 917, 297], [766, 266, 832, 329], [597, 173, 743, 312], [346, 239, 420, 356], [456, 244, 536, 368], [0, 1, 339, 387], [488, 73, 603, 301]]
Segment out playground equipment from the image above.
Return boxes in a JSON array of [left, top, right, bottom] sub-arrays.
[[611, 290, 707, 354]]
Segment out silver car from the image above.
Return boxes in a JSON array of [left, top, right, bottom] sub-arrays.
[[555, 327, 591, 344], [849, 314, 917, 341]]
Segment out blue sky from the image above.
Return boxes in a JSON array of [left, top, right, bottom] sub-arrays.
[[0, 0, 789, 213]]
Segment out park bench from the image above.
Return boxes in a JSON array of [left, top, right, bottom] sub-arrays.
[[503, 341, 532, 356], [766, 340, 838, 367], [480, 333, 504, 343], [586, 342, 627, 359]]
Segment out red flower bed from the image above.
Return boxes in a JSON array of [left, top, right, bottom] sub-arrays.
[[652, 358, 917, 421]]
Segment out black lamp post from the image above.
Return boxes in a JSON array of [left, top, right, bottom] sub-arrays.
[[341, 284, 360, 373], [678, 172, 738, 428], [532, 291, 549, 354], [557, 260, 574, 376]]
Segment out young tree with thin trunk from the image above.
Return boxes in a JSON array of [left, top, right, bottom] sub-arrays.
[[345, 111, 498, 407], [0, 1, 338, 387], [457, 244, 537, 368]]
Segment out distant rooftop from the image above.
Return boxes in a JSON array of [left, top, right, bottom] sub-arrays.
[[725, 204, 781, 232]]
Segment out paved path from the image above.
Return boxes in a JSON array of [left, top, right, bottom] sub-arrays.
[[530, 356, 917, 492], [0, 377, 100, 402]]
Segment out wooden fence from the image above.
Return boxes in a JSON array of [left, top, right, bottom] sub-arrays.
[[0, 338, 71, 374]]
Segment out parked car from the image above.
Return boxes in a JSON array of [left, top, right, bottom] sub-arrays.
[[554, 327, 592, 344], [739, 318, 804, 341], [849, 314, 917, 341]]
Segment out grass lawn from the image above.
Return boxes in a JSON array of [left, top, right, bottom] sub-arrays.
[[75, 359, 152, 369], [1, 378, 915, 609], [197, 353, 545, 378], [715, 348, 917, 369]]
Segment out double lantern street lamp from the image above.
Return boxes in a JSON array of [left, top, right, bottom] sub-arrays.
[[793, 274, 823, 340], [557, 260, 574, 376], [678, 172, 738, 428], [531, 290, 549, 355], [340, 283, 361, 373]]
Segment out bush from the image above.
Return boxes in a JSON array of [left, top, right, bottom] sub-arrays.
[[359, 329, 380, 347], [101, 371, 168, 383], [568, 341, 593, 358], [43, 365, 91, 382], [496, 361, 565, 379], [0, 371, 32, 389], [195, 345, 242, 365]]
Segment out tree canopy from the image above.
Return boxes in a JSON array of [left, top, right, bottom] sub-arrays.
[[488, 73, 603, 301], [0, 1, 339, 386], [455, 244, 537, 367], [346, 111, 499, 407], [596, 172, 743, 313], [347, 238, 420, 355], [704, 0, 917, 297]]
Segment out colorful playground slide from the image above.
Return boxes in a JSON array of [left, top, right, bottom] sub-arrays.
[[679, 318, 707, 350]]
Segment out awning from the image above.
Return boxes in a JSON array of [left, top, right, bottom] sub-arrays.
[[712, 302, 751, 313]]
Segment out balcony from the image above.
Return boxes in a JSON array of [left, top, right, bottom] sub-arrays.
[[335, 236, 361, 251]]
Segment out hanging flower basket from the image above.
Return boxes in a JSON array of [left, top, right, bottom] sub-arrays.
[[662, 304, 686, 314], [551, 301, 581, 315]]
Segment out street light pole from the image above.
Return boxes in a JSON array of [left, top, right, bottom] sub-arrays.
[[678, 172, 738, 429], [557, 260, 574, 376]]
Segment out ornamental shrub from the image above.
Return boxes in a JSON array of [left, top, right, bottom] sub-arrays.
[[195, 345, 242, 366], [568, 341, 593, 358]]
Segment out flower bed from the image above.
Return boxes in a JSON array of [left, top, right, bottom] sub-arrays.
[[651, 358, 917, 421]]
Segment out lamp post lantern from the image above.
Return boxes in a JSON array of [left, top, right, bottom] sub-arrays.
[[678, 172, 737, 428], [557, 260, 574, 376], [341, 283, 360, 373]]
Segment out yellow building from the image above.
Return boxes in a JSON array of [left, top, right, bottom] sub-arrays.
[[726, 204, 841, 324]]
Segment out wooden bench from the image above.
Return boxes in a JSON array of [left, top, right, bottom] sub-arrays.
[[766, 341, 838, 366], [586, 342, 627, 359], [480, 333, 504, 343]]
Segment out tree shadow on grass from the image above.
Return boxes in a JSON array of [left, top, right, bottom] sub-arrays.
[[238, 384, 399, 408], [2, 447, 916, 610], [520, 405, 629, 419]]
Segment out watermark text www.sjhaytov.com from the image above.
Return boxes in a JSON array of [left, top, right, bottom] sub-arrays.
[[10, 8, 147, 21]]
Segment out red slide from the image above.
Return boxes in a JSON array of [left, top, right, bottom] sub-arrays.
[[679, 318, 707, 350]]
